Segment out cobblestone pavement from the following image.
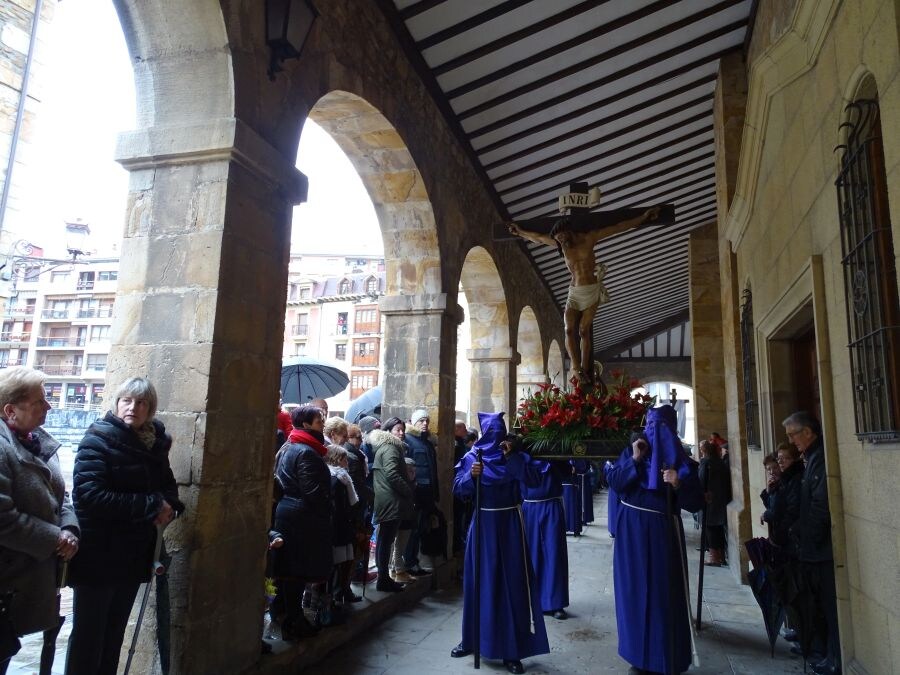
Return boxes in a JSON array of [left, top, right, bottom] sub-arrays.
[[9, 487, 808, 674]]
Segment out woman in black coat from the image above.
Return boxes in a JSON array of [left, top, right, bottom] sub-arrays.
[[272, 405, 332, 639], [66, 377, 184, 675], [698, 440, 731, 566]]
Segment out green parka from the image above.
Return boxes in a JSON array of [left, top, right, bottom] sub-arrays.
[[371, 429, 414, 524]]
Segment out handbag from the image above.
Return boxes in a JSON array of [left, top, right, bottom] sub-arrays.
[[0, 591, 21, 662]]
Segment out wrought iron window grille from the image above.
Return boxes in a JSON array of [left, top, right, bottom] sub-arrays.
[[835, 99, 900, 442]]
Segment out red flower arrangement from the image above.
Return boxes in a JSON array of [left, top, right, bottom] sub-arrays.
[[514, 369, 654, 454]]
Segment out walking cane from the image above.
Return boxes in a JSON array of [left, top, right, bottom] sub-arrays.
[[696, 466, 710, 631], [473, 446, 483, 670], [124, 524, 166, 675]]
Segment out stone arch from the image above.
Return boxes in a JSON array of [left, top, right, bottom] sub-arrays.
[[516, 306, 545, 405], [547, 339, 565, 388], [308, 91, 441, 297], [460, 246, 512, 415]]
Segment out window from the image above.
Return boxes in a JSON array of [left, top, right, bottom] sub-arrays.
[[336, 312, 348, 335], [836, 98, 900, 440], [89, 325, 110, 342], [355, 308, 377, 325], [86, 354, 107, 372], [300, 286, 311, 300], [740, 288, 760, 449], [335, 344, 346, 360], [339, 279, 351, 295], [293, 314, 309, 336], [50, 271, 69, 283], [98, 271, 117, 281], [365, 276, 377, 294], [44, 383, 62, 403], [0, 349, 9, 366], [77, 271, 95, 290], [357, 341, 375, 356], [91, 383, 105, 406]]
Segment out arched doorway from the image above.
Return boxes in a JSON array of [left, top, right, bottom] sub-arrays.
[[548, 339, 566, 388]]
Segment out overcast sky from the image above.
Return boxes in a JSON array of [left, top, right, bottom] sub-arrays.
[[14, 0, 382, 259]]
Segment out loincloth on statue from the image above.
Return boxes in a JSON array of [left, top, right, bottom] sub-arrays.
[[566, 265, 610, 312]]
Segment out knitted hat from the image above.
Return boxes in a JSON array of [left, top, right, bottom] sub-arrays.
[[411, 408, 429, 425], [357, 416, 380, 434]]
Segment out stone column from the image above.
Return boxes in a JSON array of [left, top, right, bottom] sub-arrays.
[[112, 118, 307, 674], [468, 346, 516, 420], [714, 49, 753, 578], [379, 293, 458, 567], [689, 221, 728, 442]]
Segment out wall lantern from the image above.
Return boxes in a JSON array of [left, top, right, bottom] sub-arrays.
[[266, 0, 318, 81], [64, 221, 91, 260]]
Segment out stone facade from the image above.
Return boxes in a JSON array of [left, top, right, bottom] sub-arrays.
[[718, 0, 900, 672]]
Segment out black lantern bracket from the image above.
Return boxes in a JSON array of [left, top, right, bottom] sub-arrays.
[[266, 0, 318, 81]]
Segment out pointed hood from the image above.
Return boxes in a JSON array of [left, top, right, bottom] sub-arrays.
[[643, 404, 691, 489], [474, 411, 507, 460]]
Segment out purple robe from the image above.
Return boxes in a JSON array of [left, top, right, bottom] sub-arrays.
[[606, 407, 704, 673], [453, 413, 549, 662], [508, 454, 569, 612]]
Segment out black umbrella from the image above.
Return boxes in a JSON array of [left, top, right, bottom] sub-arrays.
[[345, 385, 382, 423], [744, 537, 785, 657], [280, 356, 349, 404]]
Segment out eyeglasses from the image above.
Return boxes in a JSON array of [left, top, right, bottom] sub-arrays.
[[785, 428, 804, 438]]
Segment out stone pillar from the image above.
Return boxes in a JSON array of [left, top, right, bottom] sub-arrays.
[[468, 346, 516, 420], [379, 293, 458, 555], [714, 49, 753, 578], [689, 221, 728, 441], [516, 368, 549, 411], [112, 118, 307, 674]]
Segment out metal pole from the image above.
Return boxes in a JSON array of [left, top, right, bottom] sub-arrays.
[[696, 466, 710, 631], [124, 524, 166, 675], [473, 446, 482, 669], [0, 0, 43, 235]]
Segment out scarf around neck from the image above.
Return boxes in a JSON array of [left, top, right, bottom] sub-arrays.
[[288, 428, 329, 457]]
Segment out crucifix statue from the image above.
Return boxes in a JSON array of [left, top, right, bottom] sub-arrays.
[[503, 182, 675, 385]]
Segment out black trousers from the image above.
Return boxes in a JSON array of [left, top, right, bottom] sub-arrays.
[[65, 582, 141, 675], [375, 519, 399, 581], [803, 559, 841, 667]]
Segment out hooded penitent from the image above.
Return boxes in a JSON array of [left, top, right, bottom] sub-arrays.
[[642, 404, 692, 490]]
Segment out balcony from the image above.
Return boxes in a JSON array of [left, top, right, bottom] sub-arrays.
[[0, 358, 28, 368], [85, 363, 107, 373], [335, 324, 348, 335], [354, 321, 380, 335], [76, 281, 94, 291], [5, 307, 35, 317], [76, 307, 114, 319], [0, 332, 31, 345], [41, 309, 70, 320], [35, 364, 82, 376], [291, 324, 309, 337], [36, 336, 86, 348], [352, 353, 379, 368]]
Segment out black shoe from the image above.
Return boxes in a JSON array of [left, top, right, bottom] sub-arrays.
[[782, 628, 799, 642], [408, 567, 431, 576], [552, 609, 568, 620], [503, 659, 525, 674], [811, 662, 841, 675], [450, 643, 472, 658], [375, 578, 404, 592], [260, 640, 273, 655], [338, 588, 363, 603]]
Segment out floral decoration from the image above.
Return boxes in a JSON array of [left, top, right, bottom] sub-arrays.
[[514, 369, 654, 454]]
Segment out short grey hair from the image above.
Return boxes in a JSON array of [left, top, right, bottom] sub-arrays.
[[324, 444, 349, 467], [0, 367, 45, 412], [323, 416, 348, 439], [110, 377, 158, 419], [782, 410, 821, 436]]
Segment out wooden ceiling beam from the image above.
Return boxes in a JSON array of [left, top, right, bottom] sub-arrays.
[[416, 0, 531, 50]]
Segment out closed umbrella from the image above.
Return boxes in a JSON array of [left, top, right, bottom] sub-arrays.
[[345, 385, 382, 423], [281, 356, 349, 404]]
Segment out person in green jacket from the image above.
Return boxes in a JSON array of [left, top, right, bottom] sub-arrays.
[[370, 418, 414, 592]]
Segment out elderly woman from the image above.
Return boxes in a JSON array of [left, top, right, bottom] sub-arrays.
[[0, 367, 79, 675], [271, 405, 332, 639], [65, 377, 184, 675], [698, 439, 731, 566]]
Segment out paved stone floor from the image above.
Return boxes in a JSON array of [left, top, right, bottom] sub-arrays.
[[9, 489, 808, 674]]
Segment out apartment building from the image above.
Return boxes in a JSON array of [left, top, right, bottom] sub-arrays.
[[0, 250, 386, 414], [0, 255, 118, 409]]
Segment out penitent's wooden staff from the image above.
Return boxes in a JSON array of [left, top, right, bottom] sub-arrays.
[[473, 445, 483, 669]]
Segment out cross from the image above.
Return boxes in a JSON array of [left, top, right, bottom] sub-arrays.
[[500, 182, 675, 385]]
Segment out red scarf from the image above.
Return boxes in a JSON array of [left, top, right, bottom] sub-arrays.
[[288, 428, 328, 457]]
